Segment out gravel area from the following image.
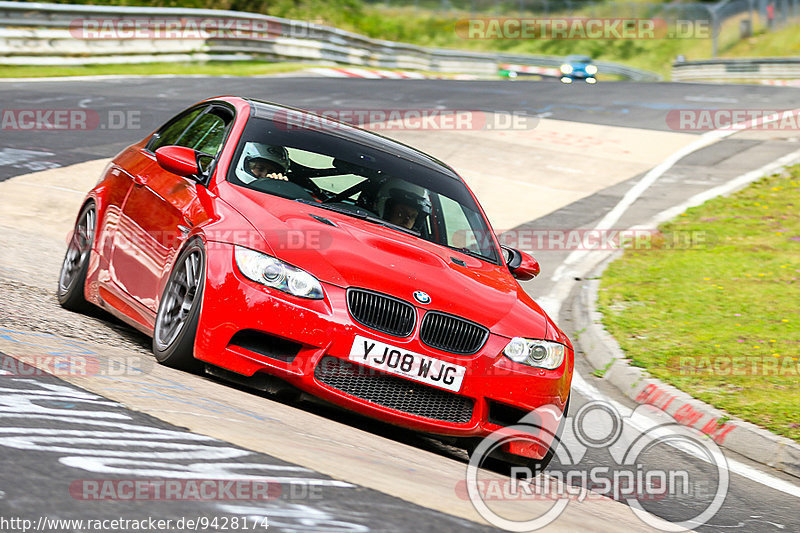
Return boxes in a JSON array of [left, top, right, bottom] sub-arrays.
[[0, 222, 152, 356]]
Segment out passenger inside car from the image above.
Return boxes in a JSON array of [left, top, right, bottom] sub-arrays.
[[386, 200, 419, 230], [375, 179, 432, 231]]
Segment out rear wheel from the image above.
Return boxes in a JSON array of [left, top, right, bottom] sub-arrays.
[[153, 239, 205, 372], [57, 203, 96, 312]]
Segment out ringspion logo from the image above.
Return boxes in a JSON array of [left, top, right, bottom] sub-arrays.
[[463, 401, 729, 531]]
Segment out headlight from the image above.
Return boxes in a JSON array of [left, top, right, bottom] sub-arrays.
[[560, 64, 573, 74], [585, 64, 598, 75], [234, 246, 323, 299], [503, 338, 565, 369]]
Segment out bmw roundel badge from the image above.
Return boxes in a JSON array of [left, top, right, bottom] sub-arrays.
[[413, 291, 431, 304]]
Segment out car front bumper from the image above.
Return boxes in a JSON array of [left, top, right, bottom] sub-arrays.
[[194, 243, 573, 458]]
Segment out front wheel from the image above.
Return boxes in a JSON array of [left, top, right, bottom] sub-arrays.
[[57, 202, 96, 312], [153, 239, 205, 372]]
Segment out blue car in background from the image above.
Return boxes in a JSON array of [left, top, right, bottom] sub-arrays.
[[560, 55, 597, 84]]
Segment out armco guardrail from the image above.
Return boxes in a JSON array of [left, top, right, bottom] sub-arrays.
[[0, 1, 660, 81], [672, 58, 800, 81]]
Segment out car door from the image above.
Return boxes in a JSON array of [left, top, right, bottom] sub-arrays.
[[110, 104, 232, 313]]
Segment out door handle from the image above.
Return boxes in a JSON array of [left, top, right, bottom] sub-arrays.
[[132, 174, 146, 186]]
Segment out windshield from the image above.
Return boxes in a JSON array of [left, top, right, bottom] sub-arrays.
[[227, 114, 500, 263], [567, 55, 592, 63]]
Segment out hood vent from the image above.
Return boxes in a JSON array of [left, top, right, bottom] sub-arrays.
[[309, 214, 337, 226]]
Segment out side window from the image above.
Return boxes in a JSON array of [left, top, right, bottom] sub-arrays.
[[177, 112, 227, 156], [149, 107, 204, 152], [149, 106, 233, 175]]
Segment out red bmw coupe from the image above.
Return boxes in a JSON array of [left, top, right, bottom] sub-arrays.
[[58, 96, 573, 468]]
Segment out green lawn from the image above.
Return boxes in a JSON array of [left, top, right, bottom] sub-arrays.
[[598, 167, 800, 442], [723, 22, 800, 58], [0, 61, 318, 78]]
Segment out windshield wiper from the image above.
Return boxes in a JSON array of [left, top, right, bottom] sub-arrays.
[[295, 198, 367, 219], [452, 246, 494, 263], [367, 217, 420, 237]]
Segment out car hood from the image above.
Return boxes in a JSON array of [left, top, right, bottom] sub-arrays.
[[217, 183, 550, 338]]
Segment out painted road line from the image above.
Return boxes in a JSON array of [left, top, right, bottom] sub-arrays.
[[551, 133, 800, 495], [570, 374, 800, 499], [0, 321, 655, 531], [0, 352, 503, 532], [641, 147, 800, 228], [539, 106, 800, 319]]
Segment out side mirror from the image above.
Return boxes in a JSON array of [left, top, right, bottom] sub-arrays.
[[502, 245, 540, 281], [155, 145, 199, 178]]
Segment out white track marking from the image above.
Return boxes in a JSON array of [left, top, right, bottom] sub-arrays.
[[538, 106, 800, 319], [0, 148, 55, 167], [642, 147, 800, 228], [13, 181, 85, 194], [546, 109, 800, 497], [571, 374, 800, 498]]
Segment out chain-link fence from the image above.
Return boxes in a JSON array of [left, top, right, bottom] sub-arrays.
[[706, 0, 800, 55]]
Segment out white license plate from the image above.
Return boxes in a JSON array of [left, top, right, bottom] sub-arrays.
[[349, 335, 466, 393]]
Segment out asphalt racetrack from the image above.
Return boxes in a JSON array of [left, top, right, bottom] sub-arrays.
[[1, 76, 799, 532]]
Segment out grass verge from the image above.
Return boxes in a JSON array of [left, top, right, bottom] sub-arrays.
[[0, 61, 319, 79], [723, 22, 800, 58], [598, 167, 800, 442]]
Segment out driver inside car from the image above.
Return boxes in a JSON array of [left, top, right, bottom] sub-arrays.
[[375, 179, 432, 231], [242, 142, 290, 181]]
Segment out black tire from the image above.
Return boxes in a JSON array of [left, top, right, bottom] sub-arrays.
[[152, 239, 205, 372], [57, 202, 96, 312]]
